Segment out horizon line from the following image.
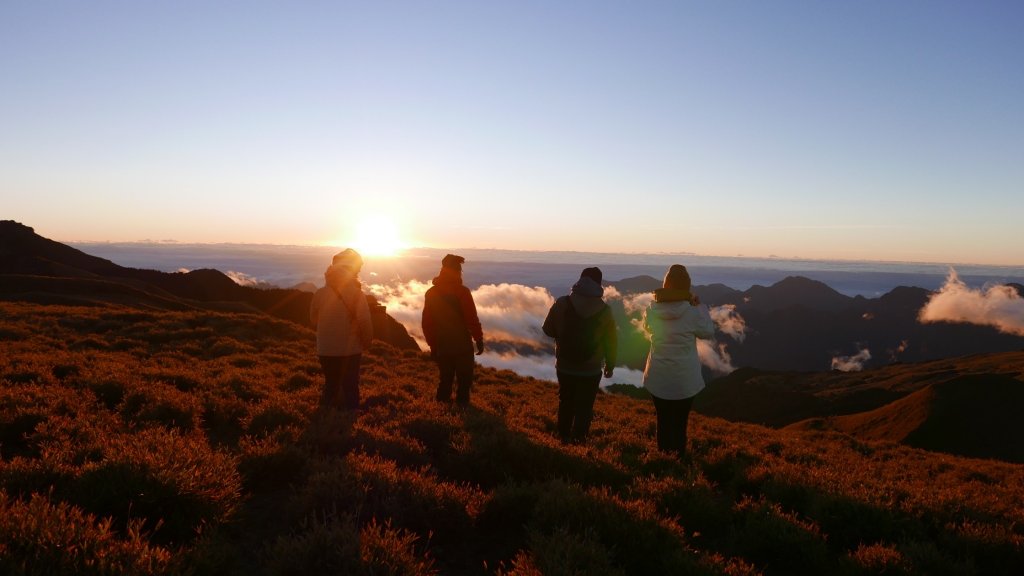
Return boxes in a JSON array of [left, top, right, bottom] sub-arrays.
[[62, 238, 1024, 270]]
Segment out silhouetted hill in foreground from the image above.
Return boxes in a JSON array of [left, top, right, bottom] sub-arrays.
[[790, 373, 1024, 462], [0, 220, 419, 351], [2, 300, 1023, 574], [0, 220, 127, 278], [694, 351, 1024, 462]]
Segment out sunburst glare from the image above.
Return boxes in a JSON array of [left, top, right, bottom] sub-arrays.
[[347, 215, 407, 258]]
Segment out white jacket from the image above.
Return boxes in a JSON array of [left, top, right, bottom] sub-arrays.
[[310, 266, 373, 356], [642, 301, 716, 400]]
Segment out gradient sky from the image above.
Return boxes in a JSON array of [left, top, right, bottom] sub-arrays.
[[3, 1, 1022, 265]]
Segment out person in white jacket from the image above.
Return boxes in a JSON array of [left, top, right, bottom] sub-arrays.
[[310, 249, 374, 411], [642, 264, 715, 459]]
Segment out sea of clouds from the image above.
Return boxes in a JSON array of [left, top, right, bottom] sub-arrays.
[[73, 243, 1024, 381], [366, 277, 746, 386]]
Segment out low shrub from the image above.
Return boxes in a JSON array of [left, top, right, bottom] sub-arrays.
[[526, 526, 625, 576], [247, 402, 308, 437], [0, 491, 172, 576], [86, 378, 126, 409], [286, 458, 364, 525], [525, 481, 701, 575], [283, 372, 315, 392], [347, 452, 481, 548], [849, 542, 909, 575], [261, 512, 361, 576], [200, 392, 249, 446], [0, 457, 76, 499], [119, 384, 200, 431], [237, 436, 312, 493], [727, 497, 835, 575], [67, 429, 241, 544], [359, 517, 438, 575]]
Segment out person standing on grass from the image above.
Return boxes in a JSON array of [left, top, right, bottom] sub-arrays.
[[422, 254, 484, 406], [310, 248, 374, 412], [642, 264, 715, 460], [542, 267, 617, 444]]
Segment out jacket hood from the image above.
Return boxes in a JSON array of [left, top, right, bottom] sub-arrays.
[[432, 266, 463, 287], [653, 287, 692, 303], [569, 277, 606, 317], [325, 264, 360, 295], [647, 299, 693, 321], [571, 276, 603, 298]]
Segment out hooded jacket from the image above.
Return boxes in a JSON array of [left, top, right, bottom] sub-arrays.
[[310, 264, 374, 356], [542, 276, 617, 376], [642, 289, 716, 400], [422, 267, 483, 355]]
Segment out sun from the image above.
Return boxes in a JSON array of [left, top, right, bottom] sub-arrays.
[[348, 216, 407, 258]]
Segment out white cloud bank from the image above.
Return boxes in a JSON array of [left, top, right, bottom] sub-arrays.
[[472, 283, 554, 346], [831, 348, 871, 372], [697, 340, 737, 374], [226, 270, 262, 287], [367, 280, 743, 379], [918, 269, 1024, 336], [365, 280, 432, 348], [710, 304, 747, 342]]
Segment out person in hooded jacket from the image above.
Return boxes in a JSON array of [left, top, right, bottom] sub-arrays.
[[542, 267, 617, 443], [642, 264, 715, 459], [310, 249, 374, 411], [422, 254, 484, 405]]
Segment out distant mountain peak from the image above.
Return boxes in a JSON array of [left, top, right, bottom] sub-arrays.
[[740, 275, 849, 313], [773, 275, 840, 292], [0, 220, 35, 235]]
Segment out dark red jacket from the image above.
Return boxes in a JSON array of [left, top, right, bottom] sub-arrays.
[[421, 268, 483, 355]]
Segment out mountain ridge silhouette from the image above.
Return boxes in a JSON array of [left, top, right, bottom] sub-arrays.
[[608, 269, 1024, 372], [0, 220, 419, 351]]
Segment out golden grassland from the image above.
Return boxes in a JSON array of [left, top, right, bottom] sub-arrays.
[[1, 301, 1022, 575]]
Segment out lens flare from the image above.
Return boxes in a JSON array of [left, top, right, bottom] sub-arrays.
[[348, 216, 406, 257]]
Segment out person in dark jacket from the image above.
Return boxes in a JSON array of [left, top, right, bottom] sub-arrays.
[[422, 254, 484, 405], [542, 267, 617, 443]]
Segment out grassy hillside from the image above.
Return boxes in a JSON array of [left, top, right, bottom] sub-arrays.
[[699, 352, 1024, 422], [790, 373, 1024, 462], [2, 301, 1023, 575]]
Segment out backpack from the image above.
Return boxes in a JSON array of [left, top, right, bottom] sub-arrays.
[[558, 297, 605, 362]]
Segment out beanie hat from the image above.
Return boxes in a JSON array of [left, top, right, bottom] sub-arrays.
[[580, 267, 603, 285], [441, 253, 465, 271], [332, 248, 363, 271], [663, 264, 691, 291]]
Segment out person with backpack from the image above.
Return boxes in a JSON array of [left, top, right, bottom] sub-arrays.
[[422, 254, 485, 406], [642, 264, 716, 460], [542, 267, 617, 444], [310, 248, 374, 412]]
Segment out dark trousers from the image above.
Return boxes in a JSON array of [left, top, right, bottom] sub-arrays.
[[556, 371, 602, 442], [319, 354, 362, 411], [651, 395, 695, 456], [436, 353, 475, 405]]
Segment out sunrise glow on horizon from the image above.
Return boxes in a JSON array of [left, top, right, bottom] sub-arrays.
[[3, 2, 1023, 267], [337, 216, 410, 259]]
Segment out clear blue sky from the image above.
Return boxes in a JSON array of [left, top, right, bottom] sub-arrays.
[[3, 1, 1022, 265]]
